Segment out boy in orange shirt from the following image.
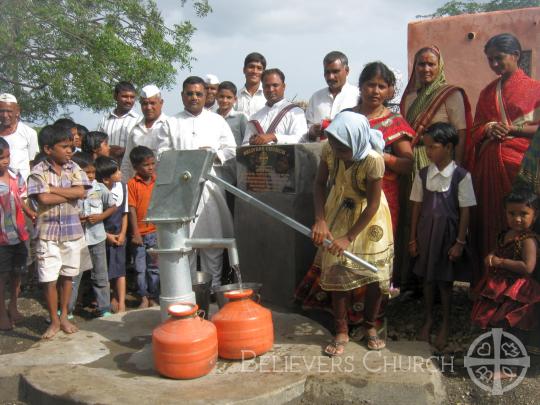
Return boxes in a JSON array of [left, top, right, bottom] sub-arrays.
[[127, 146, 158, 308]]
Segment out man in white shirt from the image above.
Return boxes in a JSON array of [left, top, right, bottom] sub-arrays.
[[204, 74, 220, 113], [97, 81, 139, 160], [242, 68, 307, 145], [120, 85, 169, 182], [305, 51, 359, 141], [0, 93, 39, 180], [235, 52, 267, 117], [160, 76, 236, 290]]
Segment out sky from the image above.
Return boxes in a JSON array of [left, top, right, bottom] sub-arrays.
[[68, 0, 450, 128]]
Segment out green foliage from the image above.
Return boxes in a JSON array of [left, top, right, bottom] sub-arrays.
[[418, 0, 539, 18], [0, 0, 212, 121]]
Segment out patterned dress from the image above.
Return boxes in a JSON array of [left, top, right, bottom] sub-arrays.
[[471, 231, 540, 331], [295, 143, 394, 324]]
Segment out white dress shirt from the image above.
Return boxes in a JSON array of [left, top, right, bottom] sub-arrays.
[[242, 98, 308, 145], [2, 122, 39, 180], [97, 109, 140, 148], [120, 113, 170, 182], [158, 108, 235, 281], [305, 82, 359, 127], [160, 109, 236, 165], [410, 161, 476, 207], [235, 83, 266, 117]]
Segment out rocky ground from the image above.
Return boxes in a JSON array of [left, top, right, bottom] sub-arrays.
[[0, 275, 538, 404], [385, 283, 540, 405]]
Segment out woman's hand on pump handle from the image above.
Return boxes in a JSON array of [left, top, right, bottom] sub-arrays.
[[311, 219, 332, 246]]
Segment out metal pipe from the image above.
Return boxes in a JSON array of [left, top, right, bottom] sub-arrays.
[[185, 238, 239, 267], [205, 173, 378, 273], [153, 222, 196, 320]]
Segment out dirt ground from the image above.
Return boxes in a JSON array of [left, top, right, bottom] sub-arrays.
[[0, 274, 539, 405]]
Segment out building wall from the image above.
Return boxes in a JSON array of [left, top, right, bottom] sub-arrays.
[[407, 7, 540, 113]]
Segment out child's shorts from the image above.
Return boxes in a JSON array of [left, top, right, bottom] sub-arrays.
[[36, 237, 84, 283], [0, 242, 28, 274], [107, 242, 126, 280]]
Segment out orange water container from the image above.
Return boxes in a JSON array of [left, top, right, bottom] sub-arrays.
[[152, 303, 218, 379], [211, 289, 273, 359]]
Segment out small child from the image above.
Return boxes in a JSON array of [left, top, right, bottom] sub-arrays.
[[95, 156, 128, 313], [409, 122, 477, 351], [217, 81, 248, 146], [24, 153, 47, 289], [127, 146, 159, 308], [53, 118, 78, 150], [69, 152, 115, 317], [82, 131, 110, 160], [471, 189, 540, 359], [0, 138, 34, 330], [28, 126, 91, 339], [74, 124, 88, 152]]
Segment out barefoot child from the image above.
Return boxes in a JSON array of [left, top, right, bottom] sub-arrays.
[[471, 190, 540, 355], [310, 111, 394, 355], [28, 126, 90, 338], [95, 156, 128, 313], [68, 152, 115, 317], [127, 146, 159, 308], [409, 122, 476, 351], [0, 138, 35, 330]]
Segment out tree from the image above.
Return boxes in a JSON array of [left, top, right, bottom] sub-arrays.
[[0, 0, 212, 121], [419, 0, 539, 18]]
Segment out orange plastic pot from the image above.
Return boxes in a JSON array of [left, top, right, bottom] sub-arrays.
[[152, 303, 218, 379], [211, 289, 274, 359]]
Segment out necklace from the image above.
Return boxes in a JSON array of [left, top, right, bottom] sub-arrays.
[[358, 103, 387, 120]]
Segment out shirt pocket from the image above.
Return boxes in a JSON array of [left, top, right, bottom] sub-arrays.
[[88, 198, 103, 215]]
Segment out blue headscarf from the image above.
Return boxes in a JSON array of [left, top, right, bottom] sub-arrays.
[[325, 111, 385, 161]]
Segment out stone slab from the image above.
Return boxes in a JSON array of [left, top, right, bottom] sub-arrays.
[[0, 307, 445, 404]]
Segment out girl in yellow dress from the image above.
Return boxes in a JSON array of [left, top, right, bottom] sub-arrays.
[[311, 111, 394, 355]]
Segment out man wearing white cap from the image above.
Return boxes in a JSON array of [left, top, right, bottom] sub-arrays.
[[0, 94, 39, 181], [158, 75, 236, 291], [120, 85, 170, 182], [204, 74, 220, 113]]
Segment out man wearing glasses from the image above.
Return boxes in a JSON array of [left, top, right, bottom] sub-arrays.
[[158, 76, 236, 292]]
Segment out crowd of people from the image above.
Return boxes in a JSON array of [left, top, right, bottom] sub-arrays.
[[0, 32, 539, 369]]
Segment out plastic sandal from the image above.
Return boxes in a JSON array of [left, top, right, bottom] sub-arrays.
[[324, 340, 348, 357], [366, 334, 386, 351]]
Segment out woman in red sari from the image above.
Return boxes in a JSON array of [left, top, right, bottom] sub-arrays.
[[295, 62, 414, 327], [348, 62, 416, 233], [472, 33, 540, 285]]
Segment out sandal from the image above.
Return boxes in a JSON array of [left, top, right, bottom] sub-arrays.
[[366, 334, 386, 351], [324, 340, 348, 357]]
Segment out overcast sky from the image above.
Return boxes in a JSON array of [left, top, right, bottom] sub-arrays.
[[68, 0, 449, 127]]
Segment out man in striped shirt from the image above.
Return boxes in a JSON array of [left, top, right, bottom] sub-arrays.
[[97, 81, 139, 161]]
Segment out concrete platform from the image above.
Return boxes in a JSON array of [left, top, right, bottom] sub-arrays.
[[0, 307, 445, 404]]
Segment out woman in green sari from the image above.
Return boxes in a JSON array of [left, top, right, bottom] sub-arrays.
[[400, 45, 472, 171], [397, 46, 473, 290]]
